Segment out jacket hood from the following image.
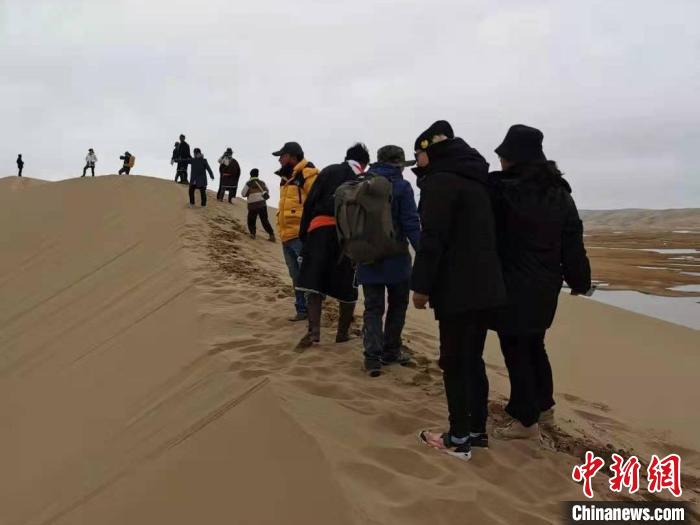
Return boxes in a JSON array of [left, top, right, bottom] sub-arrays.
[[413, 138, 489, 186], [493, 162, 572, 193], [370, 162, 403, 181]]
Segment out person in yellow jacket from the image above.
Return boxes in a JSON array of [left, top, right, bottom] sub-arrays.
[[272, 141, 319, 321]]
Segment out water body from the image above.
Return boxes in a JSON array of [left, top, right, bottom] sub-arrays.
[[586, 290, 700, 330], [668, 284, 700, 293], [640, 248, 699, 255]]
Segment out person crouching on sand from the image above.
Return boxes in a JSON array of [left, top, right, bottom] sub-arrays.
[[82, 148, 97, 177], [488, 125, 591, 440], [412, 121, 506, 461], [241, 168, 276, 241], [295, 143, 370, 349], [118, 152, 134, 175], [185, 148, 214, 207]]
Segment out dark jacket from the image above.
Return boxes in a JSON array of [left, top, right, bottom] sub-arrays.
[[119, 153, 131, 167], [17, 157, 24, 168], [187, 157, 214, 188], [299, 161, 357, 241], [489, 163, 591, 333], [356, 163, 421, 285], [411, 138, 506, 319], [172, 141, 191, 163]]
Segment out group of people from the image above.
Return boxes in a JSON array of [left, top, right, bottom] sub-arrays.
[[265, 121, 591, 461]]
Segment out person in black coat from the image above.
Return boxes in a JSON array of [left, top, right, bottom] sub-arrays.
[[489, 124, 591, 440], [216, 147, 242, 202], [295, 143, 370, 349], [172, 134, 191, 184], [184, 148, 214, 207], [17, 154, 24, 177], [412, 121, 506, 459]]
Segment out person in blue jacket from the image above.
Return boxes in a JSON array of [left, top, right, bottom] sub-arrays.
[[357, 145, 421, 377]]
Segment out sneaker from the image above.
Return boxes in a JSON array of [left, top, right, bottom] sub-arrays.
[[364, 360, 382, 377], [493, 418, 540, 441], [418, 431, 472, 461], [289, 312, 308, 322], [468, 432, 489, 448], [296, 333, 319, 349], [249, 233, 256, 240], [539, 408, 554, 427], [187, 203, 194, 208], [380, 348, 412, 366], [335, 332, 351, 343]]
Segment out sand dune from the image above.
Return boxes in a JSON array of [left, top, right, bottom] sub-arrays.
[[581, 208, 700, 231], [1, 176, 697, 524]]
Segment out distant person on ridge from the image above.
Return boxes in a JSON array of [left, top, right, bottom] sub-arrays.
[[241, 168, 275, 241], [272, 141, 319, 322], [356, 145, 421, 377], [17, 154, 24, 177], [118, 151, 134, 175], [185, 147, 214, 207], [489, 124, 591, 440], [217, 147, 242, 202], [82, 148, 98, 177], [295, 143, 370, 349], [172, 134, 191, 184], [412, 120, 506, 461]]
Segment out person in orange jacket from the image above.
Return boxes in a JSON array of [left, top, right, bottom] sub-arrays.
[[272, 141, 319, 321]]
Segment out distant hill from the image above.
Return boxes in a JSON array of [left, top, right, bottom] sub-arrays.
[[581, 208, 700, 231]]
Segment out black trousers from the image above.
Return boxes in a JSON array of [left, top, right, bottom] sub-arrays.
[[217, 176, 240, 202], [18, 167, 23, 177], [83, 164, 95, 176], [497, 332, 554, 427], [247, 206, 274, 236], [118, 166, 131, 175], [438, 313, 489, 438], [189, 185, 207, 206], [175, 163, 189, 184]]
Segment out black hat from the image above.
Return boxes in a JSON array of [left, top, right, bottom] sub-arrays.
[[414, 120, 455, 152], [377, 145, 415, 167], [250, 168, 259, 177], [272, 142, 304, 159], [345, 142, 370, 165], [495, 124, 546, 163]]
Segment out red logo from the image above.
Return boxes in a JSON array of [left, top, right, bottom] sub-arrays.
[[647, 454, 682, 497], [572, 451, 606, 498]]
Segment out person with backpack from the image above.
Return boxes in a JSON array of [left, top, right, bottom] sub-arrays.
[[118, 151, 134, 175], [82, 148, 97, 177], [354, 145, 421, 377], [489, 125, 591, 440], [412, 120, 506, 461], [184, 148, 215, 207], [272, 141, 319, 322], [217, 147, 242, 202], [295, 143, 370, 349], [172, 134, 191, 184], [16, 154, 23, 177], [241, 168, 275, 241]]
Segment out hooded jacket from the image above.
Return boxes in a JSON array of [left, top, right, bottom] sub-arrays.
[[276, 159, 319, 243], [489, 163, 591, 333], [187, 156, 214, 188], [356, 162, 421, 285], [411, 138, 506, 318]]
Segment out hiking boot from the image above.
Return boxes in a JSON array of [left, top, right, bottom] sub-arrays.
[[336, 302, 355, 343], [289, 312, 308, 322], [381, 348, 412, 366], [539, 408, 554, 427], [364, 360, 382, 377], [493, 418, 540, 441]]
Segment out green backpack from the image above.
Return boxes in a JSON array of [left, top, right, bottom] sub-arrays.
[[334, 174, 408, 264]]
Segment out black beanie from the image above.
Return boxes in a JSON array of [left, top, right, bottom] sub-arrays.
[[345, 142, 370, 165], [414, 120, 455, 152], [250, 168, 259, 177]]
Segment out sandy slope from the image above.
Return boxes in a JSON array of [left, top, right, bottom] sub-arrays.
[[1, 176, 697, 524]]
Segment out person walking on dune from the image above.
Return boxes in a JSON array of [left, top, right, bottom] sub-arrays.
[[295, 143, 370, 349], [412, 121, 506, 461], [489, 125, 591, 441], [185, 148, 215, 207], [241, 168, 275, 241], [82, 148, 97, 177], [16, 154, 24, 177], [272, 141, 319, 322], [118, 151, 134, 175], [356, 145, 421, 377], [172, 134, 191, 184], [217, 147, 242, 203]]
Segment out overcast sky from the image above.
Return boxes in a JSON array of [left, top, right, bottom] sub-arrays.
[[1, 0, 698, 209]]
